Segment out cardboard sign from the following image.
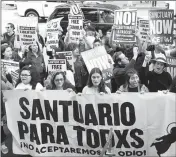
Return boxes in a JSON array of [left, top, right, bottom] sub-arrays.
[[14, 17, 38, 49], [149, 9, 174, 44], [138, 19, 150, 42], [81, 46, 113, 81], [113, 9, 137, 43], [3, 91, 176, 157], [48, 59, 67, 73], [46, 17, 63, 51]]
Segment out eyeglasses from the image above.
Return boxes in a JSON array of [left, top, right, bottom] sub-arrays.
[[20, 74, 31, 77], [54, 78, 64, 82]]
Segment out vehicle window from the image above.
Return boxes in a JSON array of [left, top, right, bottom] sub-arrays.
[[99, 9, 114, 23], [48, 8, 70, 21], [82, 8, 99, 23]]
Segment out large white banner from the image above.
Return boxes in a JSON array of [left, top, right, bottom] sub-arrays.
[[3, 91, 176, 157]]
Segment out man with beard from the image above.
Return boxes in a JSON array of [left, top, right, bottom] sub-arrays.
[[112, 46, 139, 91]]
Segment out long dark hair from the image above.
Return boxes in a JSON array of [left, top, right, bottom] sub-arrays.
[[28, 41, 41, 54], [87, 67, 107, 93], [15, 65, 40, 89], [50, 71, 66, 90], [124, 68, 140, 88]]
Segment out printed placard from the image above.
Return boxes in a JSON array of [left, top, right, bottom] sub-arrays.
[[56, 51, 74, 72], [68, 14, 83, 39], [149, 9, 174, 44], [113, 9, 137, 43], [15, 17, 38, 49], [81, 46, 113, 81], [139, 19, 150, 42], [46, 17, 63, 51], [48, 59, 67, 73]]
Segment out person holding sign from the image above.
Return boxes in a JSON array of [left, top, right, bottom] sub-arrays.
[[82, 67, 111, 94], [67, 43, 88, 92], [46, 71, 75, 93], [113, 46, 139, 90], [15, 65, 43, 90], [141, 53, 172, 92], [26, 41, 46, 85], [117, 68, 149, 93]]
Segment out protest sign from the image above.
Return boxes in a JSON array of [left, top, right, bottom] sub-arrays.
[[14, 17, 38, 49], [167, 56, 176, 78], [46, 17, 63, 51], [68, 3, 84, 41], [149, 9, 174, 44], [68, 14, 83, 39], [70, 3, 83, 16], [3, 91, 176, 157], [138, 19, 150, 42], [48, 59, 67, 73], [56, 51, 74, 72], [81, 46, 113, 81], [1, 59, 19, 85], [113, 9, 137, 43]]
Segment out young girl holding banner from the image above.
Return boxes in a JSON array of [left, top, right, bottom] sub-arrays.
[[116, 68, 149, 93], [81, 67, 111, 94]]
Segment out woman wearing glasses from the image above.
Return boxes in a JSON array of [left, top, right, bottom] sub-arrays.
[[46, 71, 75, 92], [15, 65, 43, 90]]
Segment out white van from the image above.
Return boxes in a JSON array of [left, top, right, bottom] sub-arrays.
[[16, 1, 67, 19]]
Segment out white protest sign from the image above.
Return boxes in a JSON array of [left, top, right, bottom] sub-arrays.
[[113, 9, 137, 43], [70, 3, 83, 16], [3, 91, 176, 157], [139, 19, 150, 42], [15, 17, 38, 49], [46, 17, 63, 51], [68, 14, 83, 38], [48, 59, 67, 73], [81, 46, 113, 81]]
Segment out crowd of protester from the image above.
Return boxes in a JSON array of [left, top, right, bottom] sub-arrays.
[[1, 18, 176, 154]]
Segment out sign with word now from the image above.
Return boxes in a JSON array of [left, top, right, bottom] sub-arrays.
[[149, 9, 174, 44], [81, 46, 113, 81], [68, 14, 83, 38], [113, 9, 137, 43]]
